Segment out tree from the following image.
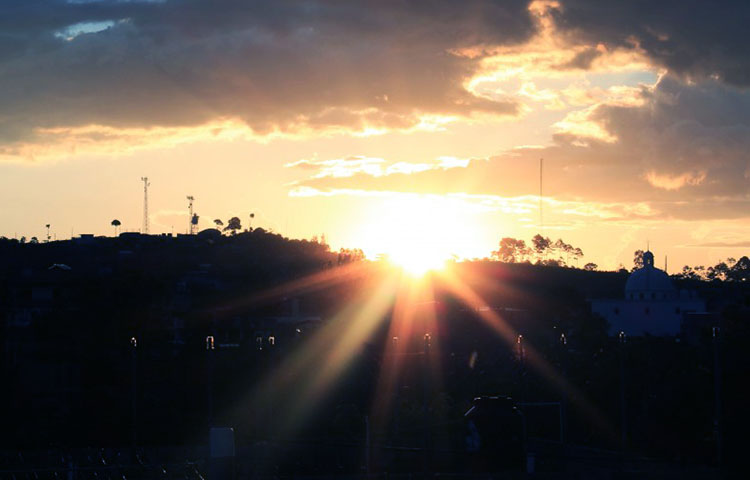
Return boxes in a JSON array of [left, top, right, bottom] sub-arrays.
[[531, 234, 551, 262], [706, 262, 729, 281], [677, 265, 700, 280], [728, 256, 750, 282], [224, 216, 242, 234], [111, 219, 121, 236], [493, 234, 583, 266], [584, 262, 598, 271], [572, 247, 584, 266], [633, 249, 645, 270], [492, 237, 528, 263], [676, 256, 750, 282], [532, 234, 551, 254], [30, 236, 39, 244], [214, 219, 224, 228], [338, 248, 366, 265], [552, 238, 575, 265]]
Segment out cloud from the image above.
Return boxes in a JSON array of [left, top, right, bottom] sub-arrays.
[[289, 185, 667, 229], [463, 1, 653, 99], [0, 0, 535, 160], [645, 170, 706, 191], [285, 155, 471, 182], [554, 75, 750, 199], [289, 74, 750, 222], [686, 241, 750, 249], [285, 156, 387, 179], [549, 0, 750, 86]]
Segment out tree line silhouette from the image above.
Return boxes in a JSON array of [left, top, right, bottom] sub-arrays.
[[675, 256, 750, 282], [491, 234, 589, 268]]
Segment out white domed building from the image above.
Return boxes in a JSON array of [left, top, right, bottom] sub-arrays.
[[591, 251, 706, 336]]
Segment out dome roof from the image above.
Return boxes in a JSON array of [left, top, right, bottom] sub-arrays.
[[625, 251, 676, 300]]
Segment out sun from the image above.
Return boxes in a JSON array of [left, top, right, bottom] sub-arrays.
[[387, 244, 448, 276], [349, 194, 487, 276]]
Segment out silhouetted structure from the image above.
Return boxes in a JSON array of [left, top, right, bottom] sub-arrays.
[[591, 250, 705, 336]]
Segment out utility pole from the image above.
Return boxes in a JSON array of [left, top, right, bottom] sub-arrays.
[[517, 334, 526, 402], [141, 177, 150, 234], [559, 333, 568, 445], [206, 335, 215, 427], [422, 333, 432, 477]]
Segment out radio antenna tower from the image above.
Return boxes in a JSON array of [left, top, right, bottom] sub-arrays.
[[141, 177, 150, 234], [187, 196, 195, 234]]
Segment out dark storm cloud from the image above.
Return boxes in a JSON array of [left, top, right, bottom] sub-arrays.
[[550, 0, 750, 85], [558, 75, 750, 197], [554, 47, 601, 70], [0, 0, 534, 153]]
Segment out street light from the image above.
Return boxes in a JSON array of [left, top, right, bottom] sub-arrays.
[[206, 336, 215, 427], [517, 334, 526, 402], [422, 332, 432, 477], [559, 333, 568, 444]]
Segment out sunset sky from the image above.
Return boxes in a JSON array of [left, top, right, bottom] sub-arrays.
[[1, 0, 749, 270]]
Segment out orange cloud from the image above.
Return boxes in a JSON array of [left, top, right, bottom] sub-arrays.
[[285, 155, 472, 183], [645, 170, 707, 190]]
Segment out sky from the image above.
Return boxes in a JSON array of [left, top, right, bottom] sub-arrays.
[[1, 0, 749, 270]]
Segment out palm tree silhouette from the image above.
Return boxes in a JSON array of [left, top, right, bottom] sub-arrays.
[[111, 219, 121, 236]]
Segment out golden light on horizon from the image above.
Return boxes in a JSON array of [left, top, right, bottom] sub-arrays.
[[349, 194, 489, 274], [389, 250, 447, 276]]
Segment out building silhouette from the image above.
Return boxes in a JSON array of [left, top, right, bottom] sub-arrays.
[[591, 250, 705, 336]]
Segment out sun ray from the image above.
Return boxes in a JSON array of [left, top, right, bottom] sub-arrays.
[[436, 267, 617, 439], [369, 273, 439, 432], [245, 270, 400, 435]]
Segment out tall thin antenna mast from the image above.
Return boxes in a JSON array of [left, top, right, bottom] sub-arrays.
[[187, 196, 195, 235], [141, 177, 150, 234], [539, 158, 544, 231]]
